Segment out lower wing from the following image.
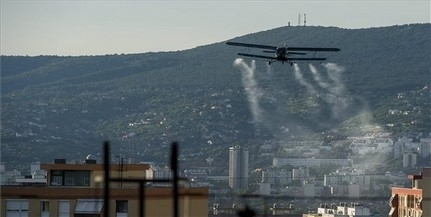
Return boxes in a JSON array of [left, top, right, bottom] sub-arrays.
[[237, 53, 277, 60], [287, 57, 327, 61], [287, 47, 340, 52]]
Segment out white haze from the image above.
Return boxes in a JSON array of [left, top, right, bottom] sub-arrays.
[[293, 63, 317, 95], [233, 58, 264, 123], [309, 63, 331, 89], [308, 63, 350, 119], [232, 59, 385, 173], [232, 61, 380, 129]]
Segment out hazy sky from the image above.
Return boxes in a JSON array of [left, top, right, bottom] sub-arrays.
[[1, 1, 430, 56]]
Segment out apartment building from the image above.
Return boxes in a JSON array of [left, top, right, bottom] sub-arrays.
[[229, 145, 249, 190], [304, 203, 371, 217], [389, 167, 430, 217], [1, 159, 208, 217]]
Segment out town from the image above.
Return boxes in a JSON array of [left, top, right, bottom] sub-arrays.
[[1, 132, 430, 216]]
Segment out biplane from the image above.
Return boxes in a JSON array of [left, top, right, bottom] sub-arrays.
[[226, 41, 340, 65]]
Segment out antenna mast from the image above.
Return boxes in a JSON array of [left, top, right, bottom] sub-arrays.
[[298, 13, 301, 26], [304, 13, 307, 26]]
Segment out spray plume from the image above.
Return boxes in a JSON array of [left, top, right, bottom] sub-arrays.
[[293, 63, 316, 95], [233, 58, 263, 123], [309, 63, 331, 89], [322, 63, 349, 117], [324, 63, 346, 97]]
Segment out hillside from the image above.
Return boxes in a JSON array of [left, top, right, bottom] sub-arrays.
[[1, 24, 430, 169]]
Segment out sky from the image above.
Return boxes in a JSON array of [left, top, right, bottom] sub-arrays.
[[1, 0, 430, 56]]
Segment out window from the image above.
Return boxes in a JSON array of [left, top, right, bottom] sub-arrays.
[[50, 170, 90, 186], [51, 170, 64, 186], [84, 177, 90, 186], [407, 195, 415, 208], [116, 200, 128, 217], [65, 177, 74, 185], [75, 199, 103, 217], [400, 195, 406, 207], [6, 199, 29, 217], [41, 201, 49, 217], [58, 200, 70, 217]]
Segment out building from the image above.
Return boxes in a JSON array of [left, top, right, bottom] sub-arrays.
[[1, 159, 208, 217], [229, 145, 249, 190], [402, 152, 418, 168], [261, 167, 292, 185], [304, 203, 371, 217], [389, 167, 431, 217], [419, 138, 430, 158], [292, 167, 309, 181], [303, 182, 316, 198], [258, 182, 271, 195], [273, 157, 351, 167], [212, 203, 241, 216], [184, 168, 210, 187], [269, 203, 294, 216], [151, 165, 173, 187], [394, 136, 431, 159]]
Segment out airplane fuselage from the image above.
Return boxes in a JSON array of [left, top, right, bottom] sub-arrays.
[[275, 47, 289, 62]]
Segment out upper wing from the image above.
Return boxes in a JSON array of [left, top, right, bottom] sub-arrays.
[[237, 53, 277, 60], [226, 42, 277, 50], [287, 47, 340, 52]]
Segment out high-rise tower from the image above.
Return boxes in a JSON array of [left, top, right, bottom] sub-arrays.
[[229, 145, 249, 190]]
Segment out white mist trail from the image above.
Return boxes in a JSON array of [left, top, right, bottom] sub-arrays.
[[265, 63, 272, 79], [309, 63, 331, 89], [234, 58, 263, 123], [323, 63, 349, 115], [324, 63, 346, 97], [293, 64, 317, 95]]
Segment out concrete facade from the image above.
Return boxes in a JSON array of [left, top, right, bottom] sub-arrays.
[[389, 167, 431, 217], [228, 145, 249, 190], [1, 161, 209, 217]]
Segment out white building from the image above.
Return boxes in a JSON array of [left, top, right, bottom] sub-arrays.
[[258, 182, 271, 195], [349, 136, 393, 156], [313, 203, 371, 217], [229, 145, 249, 190], [402, 152, 417, 168], [30, 161, 41, 174], [324, 169, 371, 190], [420, 138, 431, 158], [348, 184, 360, 198], [273, 157, 351, 167], [303, 182, 316, 198], [393, 136, 425, 158], [292, 167, 309, 181], [0, 162, 5, 173], [151, 166, 172, 187], [261, 167, 291, 185]]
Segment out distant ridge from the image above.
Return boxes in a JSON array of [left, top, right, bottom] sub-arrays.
[[1, 24, 430, 169]]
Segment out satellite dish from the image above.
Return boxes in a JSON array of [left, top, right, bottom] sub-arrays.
[[86, 154, 96, 160]]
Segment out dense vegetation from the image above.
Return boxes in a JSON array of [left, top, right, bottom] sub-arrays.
[[1, 24, 430, 170]]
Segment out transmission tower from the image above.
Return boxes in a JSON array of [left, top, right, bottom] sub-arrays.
[[298, 13, 301, 26], [304, 13, 307, 26]]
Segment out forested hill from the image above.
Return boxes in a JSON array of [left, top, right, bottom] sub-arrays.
[[1, 24, 430, 168]]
